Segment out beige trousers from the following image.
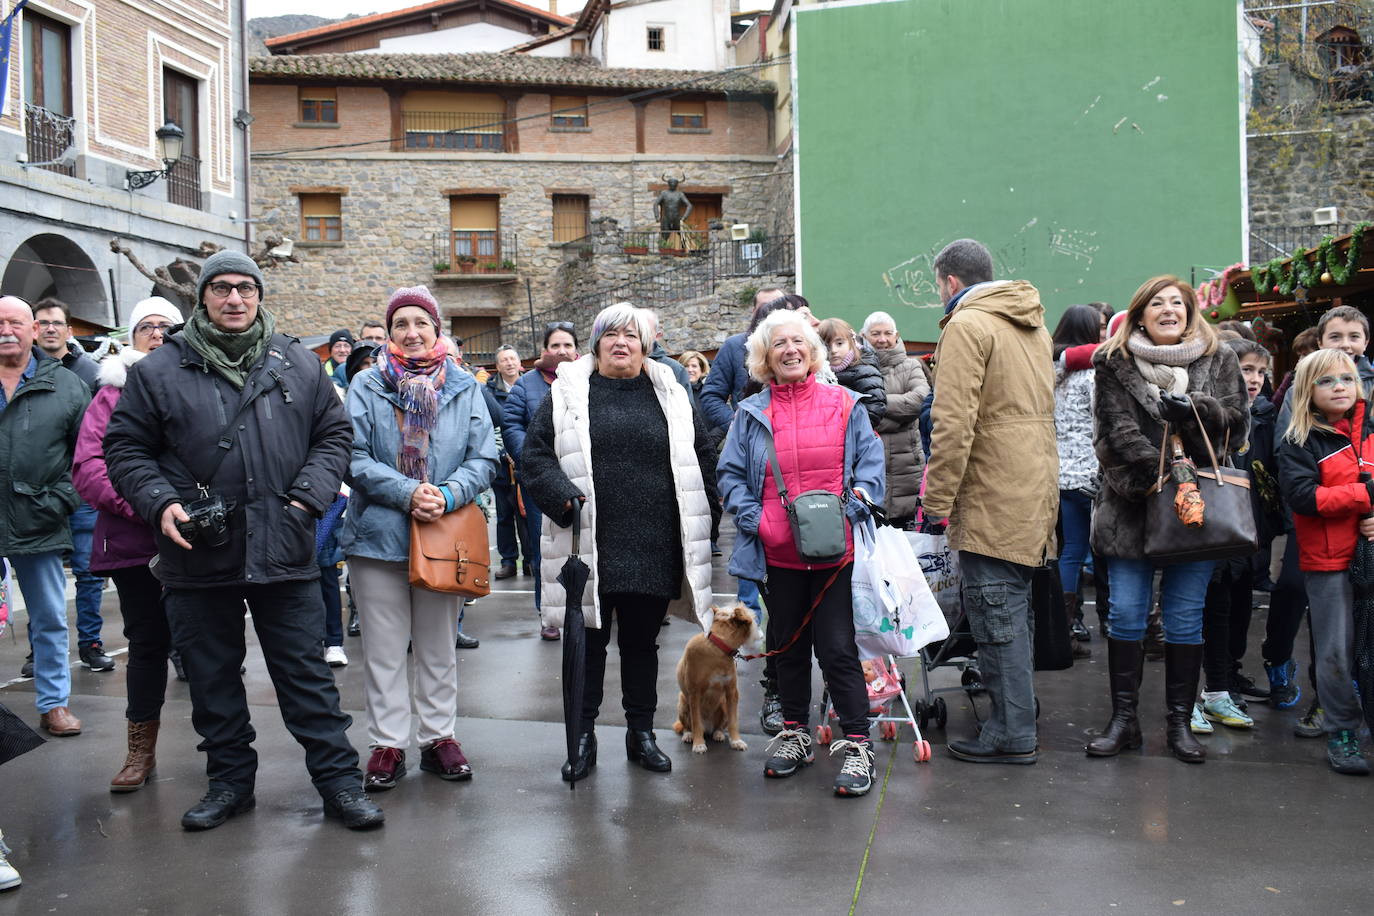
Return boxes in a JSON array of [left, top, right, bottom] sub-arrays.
[[348, 556, 461, 749]]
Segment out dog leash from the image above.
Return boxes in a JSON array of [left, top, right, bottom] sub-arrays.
[[738, 565, 843, 661]]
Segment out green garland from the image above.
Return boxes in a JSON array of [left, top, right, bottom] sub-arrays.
[[1253, 220, 1372, 296]]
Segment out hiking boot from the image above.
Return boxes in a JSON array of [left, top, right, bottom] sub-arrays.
[[1231, 669, 1270, 701], [759, 679, 784, 737], [1201, 693, 1253, 728], [1326, 729, 1370, 776], [764, 725, 815, 778], [1189, 703, 1213, 734], [1265, 658, 1301, 709], [831, 737, 876, 797], [1294, 701, 1326, 738]]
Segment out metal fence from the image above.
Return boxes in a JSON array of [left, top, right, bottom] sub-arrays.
[[622, 228, 711, 253], [431, 231, 519, 273], [24, 103, 74, 176], [402, 111, 504, 151], [166, 155, 201, 210], [1249, 223, 1358, 264]]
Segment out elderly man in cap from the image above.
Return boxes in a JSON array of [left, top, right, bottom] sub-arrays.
[[104, 251, 383, 832], [0, 294, 91, 737]]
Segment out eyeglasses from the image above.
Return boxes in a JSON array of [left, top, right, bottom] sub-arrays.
[[546, 321, 575, 332], [36, 319, 67, 328], [1315, 374, 1358, 389], [134, 322, 174, 336], [206, 281, 260, 299]]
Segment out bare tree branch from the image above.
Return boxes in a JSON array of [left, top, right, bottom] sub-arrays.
[[109, 238, 196, 306]]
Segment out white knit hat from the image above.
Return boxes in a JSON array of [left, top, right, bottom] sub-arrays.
[[126, 297, 184, 341]]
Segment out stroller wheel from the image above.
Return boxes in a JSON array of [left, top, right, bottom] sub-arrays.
[[934, 697, 948, 729], [917, 703, 931, 731], [914, 739, 932, 763], [879, 721, 898, 741], [816, 724, 833, 745]]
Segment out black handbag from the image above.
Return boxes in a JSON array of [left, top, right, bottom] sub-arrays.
[[1143, 401, 1258, 565]]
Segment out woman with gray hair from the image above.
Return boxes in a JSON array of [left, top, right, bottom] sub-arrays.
[[521, 302, 719, 783], [717, 309, 886, 797]]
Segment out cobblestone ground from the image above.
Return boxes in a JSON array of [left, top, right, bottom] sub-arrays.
[[0, 528, 1367, 914]]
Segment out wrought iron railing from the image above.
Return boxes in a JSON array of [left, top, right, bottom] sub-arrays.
[[1249, 223, 1357, 265], [709, 235, 795, 277], [24, 103, 75, 176], [402, 111, 504, 151], [622, 228, 711, 253], [432, 231, 519, 274], [166, 155, 202, 209]]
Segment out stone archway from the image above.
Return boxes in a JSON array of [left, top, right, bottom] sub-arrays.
[[2, 233, 108, 322]]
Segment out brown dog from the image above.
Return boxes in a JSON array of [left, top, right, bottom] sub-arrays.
[[672, 603, 760, 754]]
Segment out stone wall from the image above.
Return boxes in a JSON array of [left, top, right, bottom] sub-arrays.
[[251, 151, 779, 338]]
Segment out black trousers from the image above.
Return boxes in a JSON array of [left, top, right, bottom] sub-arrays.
[[164, 580, 361, 798], [1262, 532, 1320, 688], [108, 565, 171, 723], [583, 592, 669, 732], [493, 470, 531, 568], [1203, 561, 1254, 693], [762, 563, 869, 737]]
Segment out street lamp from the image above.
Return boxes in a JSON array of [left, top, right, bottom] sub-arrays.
[[125, 120, 186, 190]]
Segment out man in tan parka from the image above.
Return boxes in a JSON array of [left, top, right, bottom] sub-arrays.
[[923, 238, 1058, 765]]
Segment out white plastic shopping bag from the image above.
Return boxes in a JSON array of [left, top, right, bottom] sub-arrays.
[[907, 530, 961, 632], [852, 521, 949, 658]]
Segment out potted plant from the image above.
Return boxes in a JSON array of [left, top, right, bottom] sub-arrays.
[[433, 261, 451, 273], [500, 258, 517, 271], [480, 261, 499, 272], [457, 255, 477, 274], [624, 236, 649, 255]]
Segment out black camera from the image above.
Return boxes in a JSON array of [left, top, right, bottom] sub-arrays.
[[175, 495, 230, 548]]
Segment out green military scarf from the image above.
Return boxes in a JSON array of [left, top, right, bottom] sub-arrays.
[[182, 304, 276, 390]]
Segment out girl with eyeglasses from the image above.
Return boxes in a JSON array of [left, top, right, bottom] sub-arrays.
[[1276, 349, 1374, 776]]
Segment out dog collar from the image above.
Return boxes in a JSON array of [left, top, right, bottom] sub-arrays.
[[707, 632, 738, 657]]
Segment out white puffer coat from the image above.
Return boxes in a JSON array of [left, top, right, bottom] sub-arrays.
[[538, 355, 714, 631]]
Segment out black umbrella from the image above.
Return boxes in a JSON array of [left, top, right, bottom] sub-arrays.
[[0, 703, 45, 766], [1350, 473, 1374, 728], [558, 509, 590, 790]]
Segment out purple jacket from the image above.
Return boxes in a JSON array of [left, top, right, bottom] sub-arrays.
[[73, 354, 157, 572]]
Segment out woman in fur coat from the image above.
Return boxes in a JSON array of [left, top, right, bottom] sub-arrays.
[[1085, 277, 1248, 765]]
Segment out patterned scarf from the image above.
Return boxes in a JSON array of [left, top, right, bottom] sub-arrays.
[[830, 348, 857, 372], [379, 339, 448, 481]]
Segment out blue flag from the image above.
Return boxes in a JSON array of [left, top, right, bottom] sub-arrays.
[[0, 0, 32, 119]]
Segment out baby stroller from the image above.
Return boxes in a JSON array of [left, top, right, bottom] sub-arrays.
[[819, 654, 933, 763]]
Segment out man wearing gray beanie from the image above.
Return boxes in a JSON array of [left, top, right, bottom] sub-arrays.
[[104, 249, 384, 832]]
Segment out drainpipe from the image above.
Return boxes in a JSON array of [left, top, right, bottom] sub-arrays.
[[239, 0, 252, 254]]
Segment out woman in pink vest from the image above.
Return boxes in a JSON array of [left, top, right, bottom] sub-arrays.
[[718, 310, 886, 797]]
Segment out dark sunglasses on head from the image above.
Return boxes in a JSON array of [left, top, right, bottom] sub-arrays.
[[546, 321, 575, 332]]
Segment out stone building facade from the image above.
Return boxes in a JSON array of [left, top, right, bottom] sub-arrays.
[[248, 51, 781, 355], [0, 0, 248, 328]]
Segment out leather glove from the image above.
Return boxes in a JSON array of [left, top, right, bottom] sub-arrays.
[[1158, 393, 1194, 425]]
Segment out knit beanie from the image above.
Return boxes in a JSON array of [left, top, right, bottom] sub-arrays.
[[328, 328, 355, 347], [125, 296, 185, 341], [196, 250, 266, 304], [386, 285, 440, 329]]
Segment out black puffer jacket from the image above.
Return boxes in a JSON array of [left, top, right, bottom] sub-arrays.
[[834, 351, 887, 428], [104, 332, 351, 588]]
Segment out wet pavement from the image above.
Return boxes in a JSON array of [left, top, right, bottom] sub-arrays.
[[1, 533, 1370, 915]]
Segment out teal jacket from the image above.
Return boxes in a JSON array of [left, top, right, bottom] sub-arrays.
[[0, 349, 91, 555], [340, 360, 499, 563]]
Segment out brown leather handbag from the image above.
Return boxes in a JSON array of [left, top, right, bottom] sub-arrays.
[[1143, 402, 1257, 566], [409, 502, 491, 598]]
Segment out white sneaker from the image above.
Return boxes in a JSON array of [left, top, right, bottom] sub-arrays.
[[0, 845, 19, 891], [324, 646, 348, 668]]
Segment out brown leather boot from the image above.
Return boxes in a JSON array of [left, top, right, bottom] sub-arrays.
[[1064, 592, 1091, 659], [39, 706, 82, 736], [110, 720, 160, 792]]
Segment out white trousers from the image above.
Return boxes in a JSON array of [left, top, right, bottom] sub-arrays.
[[348, 556, 461, 749]]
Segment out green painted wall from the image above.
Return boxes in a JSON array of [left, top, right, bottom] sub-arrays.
[[794, 0, 1245, 344]]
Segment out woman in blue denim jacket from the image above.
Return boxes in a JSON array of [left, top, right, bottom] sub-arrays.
[[340, 287, 498, 792]]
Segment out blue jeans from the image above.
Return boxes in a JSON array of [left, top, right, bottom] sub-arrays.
[[737, 577, 761, 622], [959, 551, 1037, 752], [1106, 557, 1213, 644], [68, 502, 105, 646], [9, 551, 71, 713], [1057, 490, 1093, 594]]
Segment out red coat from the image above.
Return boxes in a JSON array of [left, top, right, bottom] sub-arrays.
[[759, 375, 852, 569], [1277, 400, 1374, 572]]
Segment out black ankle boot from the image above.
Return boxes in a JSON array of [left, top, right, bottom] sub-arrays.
[[625, 729, 672, 773], [561, 731, 597, 783], [1086, 639, 1144, 757], [1164, 643, 1206, 764]]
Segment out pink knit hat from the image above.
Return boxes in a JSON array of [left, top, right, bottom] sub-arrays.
[[386, 285, 440, 329]]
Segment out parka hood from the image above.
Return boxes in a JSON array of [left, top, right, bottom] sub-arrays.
[[940, 280, 1045, 331]]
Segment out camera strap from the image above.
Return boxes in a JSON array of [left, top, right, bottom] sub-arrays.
[[189, 334, 293, 495]]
